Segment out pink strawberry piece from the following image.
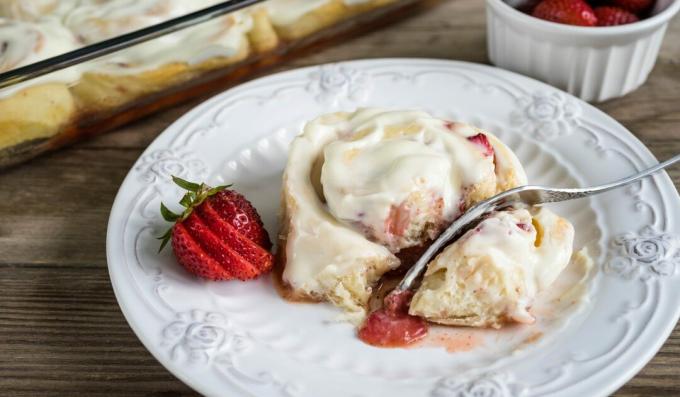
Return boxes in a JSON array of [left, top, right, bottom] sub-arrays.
[[516, 223, 533, 232], [467, 133, 495, 157], [385, 202, 411, 238]]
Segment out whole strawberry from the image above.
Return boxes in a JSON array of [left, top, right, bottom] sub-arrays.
[[595, 6, 639, 26], [159, 176, 273, 281], [532, 0, 598, 26], [610, 0, 654, 15]]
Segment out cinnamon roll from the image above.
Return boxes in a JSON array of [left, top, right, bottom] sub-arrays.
[[70, 3, 257, 111], [277, 109, 529, 321], [0, 18, 80, 150]]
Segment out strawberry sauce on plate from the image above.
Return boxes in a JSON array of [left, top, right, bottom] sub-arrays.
[[358, 290, 428, 347]]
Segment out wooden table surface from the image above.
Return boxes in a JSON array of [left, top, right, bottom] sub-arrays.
[[1, 1, 678, 396]]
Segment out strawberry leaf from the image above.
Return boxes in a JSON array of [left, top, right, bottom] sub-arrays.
[[172, 175, 201, 192], [207, 184, 232, 196], [160, 203, 180, 222], [179, 192, 195, 208], [158, 177, 233, 254], [157, 228, 173, 252]]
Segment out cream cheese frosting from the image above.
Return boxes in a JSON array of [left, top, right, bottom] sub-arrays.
[[89, 12, 253, 74], [62, 0, 253, 73], [63, 0, 225, 44], [0, 19, 79, 73], [320, 109, 498, 251], [0, 18, 82, 96], [0, 0, 80, 21]]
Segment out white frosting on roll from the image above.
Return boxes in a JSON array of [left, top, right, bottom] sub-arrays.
[[0, 19, 77, 73], [90, 12, 253, 74], [0, 0, 80, 21], [0, 18, 82, 96], [321, 109, 497, 251], [63, 0, 223, 44], [281, 111, 399, 310]]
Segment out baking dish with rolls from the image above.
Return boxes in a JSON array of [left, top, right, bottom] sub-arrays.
[[0, 0, 436, 168]]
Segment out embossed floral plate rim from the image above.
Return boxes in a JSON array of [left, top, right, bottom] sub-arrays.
[[106, 58, 680, 397]]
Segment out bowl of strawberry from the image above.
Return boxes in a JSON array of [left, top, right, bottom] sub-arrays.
[[486, 0, 680, 102]]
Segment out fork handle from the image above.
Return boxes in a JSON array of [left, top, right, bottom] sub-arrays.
[[537, 153, 680, 203]]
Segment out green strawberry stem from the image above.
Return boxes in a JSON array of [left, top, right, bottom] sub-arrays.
[[157, 175, 231, 252]]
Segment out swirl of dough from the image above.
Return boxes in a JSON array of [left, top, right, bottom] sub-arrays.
[[0, 18, 80, 75], [0, 0, 62, 21], [85, 11, 253, 74], [58, 0, 252, 74], [63, 0, 198, 44]]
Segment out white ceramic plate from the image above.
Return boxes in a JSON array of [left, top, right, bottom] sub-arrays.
[[106, 59, 680, 397]]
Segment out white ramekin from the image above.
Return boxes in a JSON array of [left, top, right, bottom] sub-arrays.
[[485, 0, 680, 102]]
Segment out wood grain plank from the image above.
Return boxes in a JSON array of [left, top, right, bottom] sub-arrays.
[[0, 266, 196, 397], [0, 0, 678, 395]]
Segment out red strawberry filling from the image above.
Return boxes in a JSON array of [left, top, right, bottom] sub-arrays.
[[467, 133, 495, 157], [516, 222, 533, 232], [384, 201, 412, 238], [358, 290, 428, 347]]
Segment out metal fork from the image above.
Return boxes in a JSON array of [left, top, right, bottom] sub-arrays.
[[394, 153, 680, 294]]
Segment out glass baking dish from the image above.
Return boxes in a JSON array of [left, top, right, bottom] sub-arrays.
[[0, 0, 438, 169]]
